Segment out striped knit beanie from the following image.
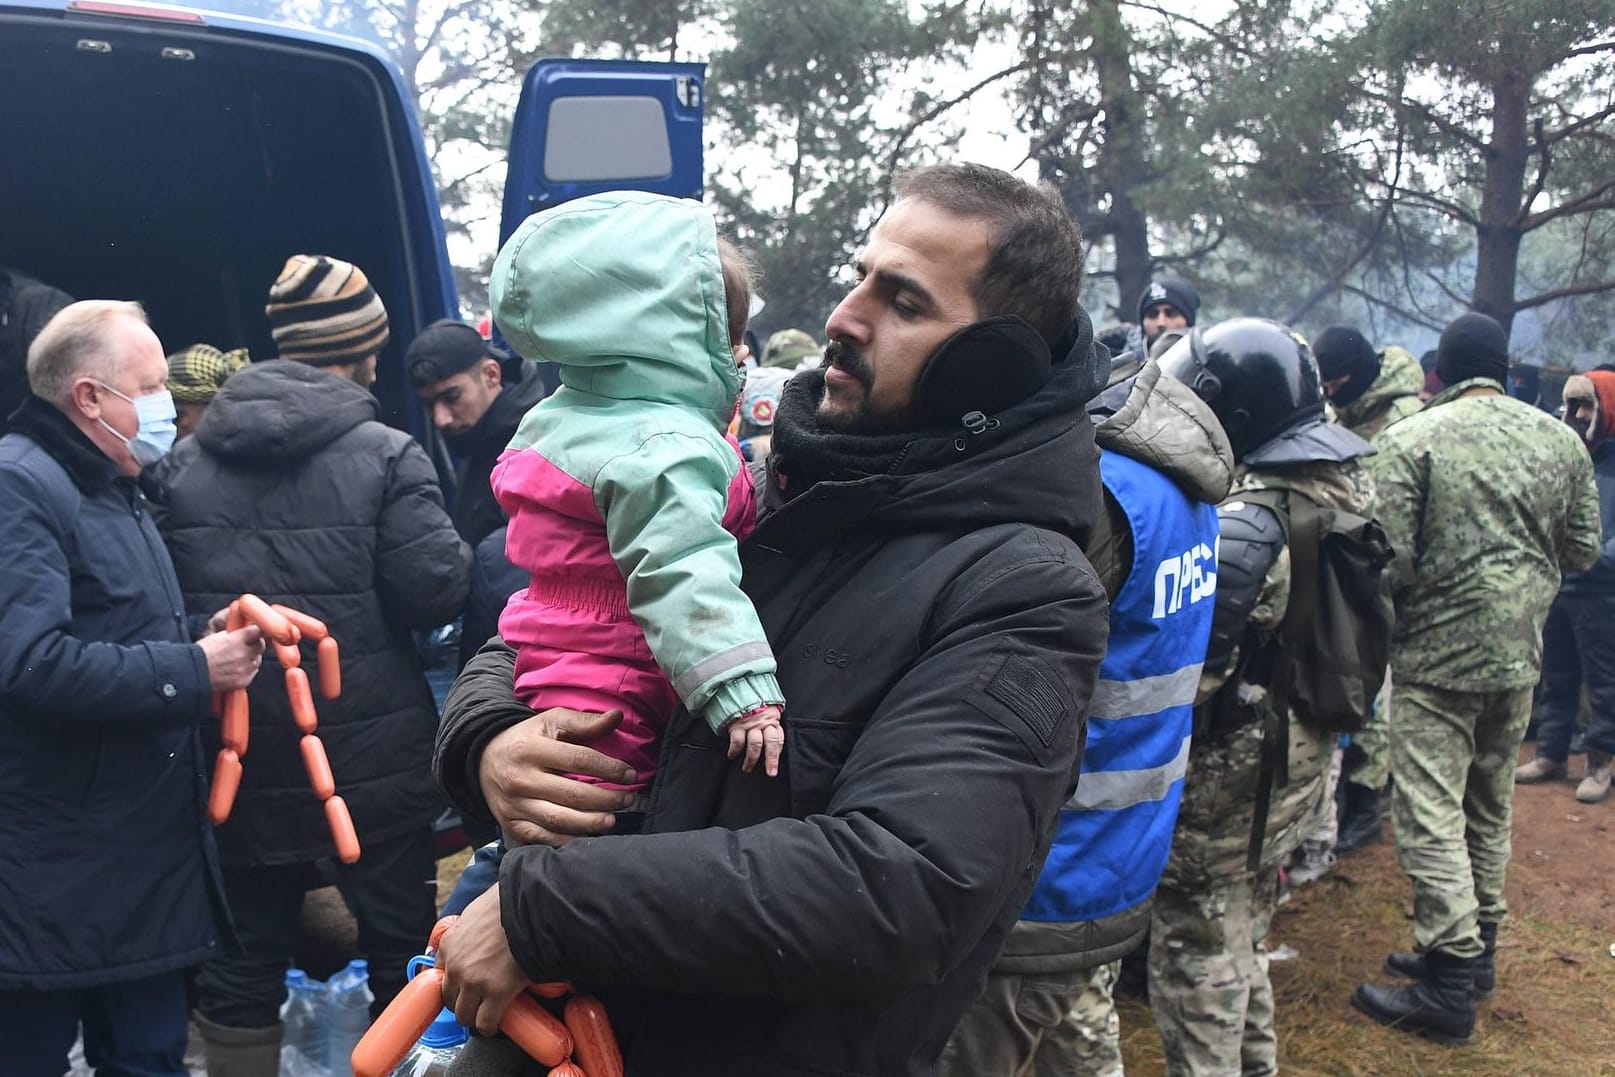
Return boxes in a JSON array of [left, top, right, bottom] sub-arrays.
[[266, 254, 389, 366], [166, 344, 251, 403]]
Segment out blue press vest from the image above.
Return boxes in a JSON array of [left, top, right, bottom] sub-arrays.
[[1022, 450, 1220, 923]]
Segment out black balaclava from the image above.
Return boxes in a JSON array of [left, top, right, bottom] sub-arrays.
[[1435, 312, 1510, 388], [1312, 326, 1381, 408]]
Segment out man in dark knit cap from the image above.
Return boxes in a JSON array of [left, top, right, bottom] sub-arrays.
[[1304, 325, 1426, 864], [152, 254, 470, 1075], [1351, 311, 1600, 1045], [1138, 275, 1200, 352]]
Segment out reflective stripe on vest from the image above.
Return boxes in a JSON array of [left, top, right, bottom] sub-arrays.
[[1021, 450, 1220, 924]]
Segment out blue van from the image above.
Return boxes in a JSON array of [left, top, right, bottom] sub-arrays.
[[0, 0, 704, 448]]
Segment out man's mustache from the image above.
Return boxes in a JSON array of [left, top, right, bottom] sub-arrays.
[[824, 340, 874, 390]]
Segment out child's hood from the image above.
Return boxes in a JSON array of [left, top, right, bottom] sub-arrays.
[[491, 191, 743, 423]]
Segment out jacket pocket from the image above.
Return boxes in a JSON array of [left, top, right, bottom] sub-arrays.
[[786, 718, 863, 819]]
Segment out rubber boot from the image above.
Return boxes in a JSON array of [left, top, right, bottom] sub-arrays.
[[1353, 951, 1479, 1046], [1385, 920, 1496, 999], [192, 1011, 283, 1077], [1335, 781, 1383, 855]]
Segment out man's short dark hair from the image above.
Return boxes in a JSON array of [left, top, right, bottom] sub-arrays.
[[894, 164, 1085, 348]]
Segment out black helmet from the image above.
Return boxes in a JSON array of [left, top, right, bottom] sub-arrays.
[[1158, 317, 1365, 465]]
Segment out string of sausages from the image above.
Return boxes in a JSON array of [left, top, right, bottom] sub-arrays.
[[208, 594, 361, 865], [351, 916, 624, 1077]]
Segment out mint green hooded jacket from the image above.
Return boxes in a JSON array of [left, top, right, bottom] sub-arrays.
[[489, 192, 782, 787]]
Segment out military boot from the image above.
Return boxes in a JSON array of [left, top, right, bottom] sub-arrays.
[[1335, 780, 1383, 855], [1385, 921, 1496, 999], [1353, 950, 1478, 1046]]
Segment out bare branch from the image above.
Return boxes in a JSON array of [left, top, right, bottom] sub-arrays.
[[1542, 98, 1615, 146], [1565, 37, 1615, 60], [1391, 184, 1482, 228], [1514, 278, 1615, 312], [1512, 117, 1551, 229], [1341, 284, 1446, 331], [1362, 89, 1488, 152], [1523, 178, 1615, 231], [1288, 129, 1405, 323], [882, 58, 1037, 175]]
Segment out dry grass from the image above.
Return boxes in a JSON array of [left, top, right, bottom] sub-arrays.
[[1116, 841, 1615, 1076]]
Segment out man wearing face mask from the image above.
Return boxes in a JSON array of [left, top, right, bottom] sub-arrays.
[[154, 255, 471, 1073], [0, 301, 267, 1075]]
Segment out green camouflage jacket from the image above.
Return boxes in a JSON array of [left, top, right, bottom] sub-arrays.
[[1337, 345, 1424, 442], [1169, 456, 1373, 879], [1371, 378, 1601, 691]]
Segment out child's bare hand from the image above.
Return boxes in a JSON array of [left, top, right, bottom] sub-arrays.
[[727, 705, 784, 776]]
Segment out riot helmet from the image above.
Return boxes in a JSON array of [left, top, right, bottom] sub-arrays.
[[1158, 317, 1368, 466]]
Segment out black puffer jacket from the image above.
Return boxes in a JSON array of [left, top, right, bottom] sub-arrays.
[[435, 356, 1109, 1077], [0, 397, 226, 989], [446, 358, 552, 547], [155, 361, 471, 865]]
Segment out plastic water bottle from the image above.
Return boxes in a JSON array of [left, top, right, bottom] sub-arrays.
[[389, 1009, 468, 1076], [326, 959, 375, 1072], [279, 968, 329, 1077]]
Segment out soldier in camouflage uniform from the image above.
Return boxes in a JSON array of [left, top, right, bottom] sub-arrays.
[[1308, 329, 1428, 862], [1352, 313, 1600, 1046], [1151, 319, 1375, 1075]]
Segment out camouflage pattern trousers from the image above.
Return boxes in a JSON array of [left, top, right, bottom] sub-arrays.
[[1147, 716, 1332, 1076], [939, 962, 1124, 1077], [1391, 681, 1533, 958]]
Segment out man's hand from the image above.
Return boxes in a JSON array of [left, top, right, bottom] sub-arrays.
[[480, 708, 638, 847], [437, 884, 530, 1037], [202, 607, 231, 637], [198, 625, 265, 692]]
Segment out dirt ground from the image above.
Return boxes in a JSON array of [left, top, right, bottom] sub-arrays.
[[1118, 741, 1615, 1076]]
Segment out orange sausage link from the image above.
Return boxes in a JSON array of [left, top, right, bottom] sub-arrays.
[[222, 690, 250, 755], [428, 915, 459, 953], [211, 692, 223, 721], [225, 600, 244, 632], [237, 594, 296, 646], [285, 667, 318, 734], [275, 642, 302, 670], [316, 636, 341, 700], [300, 735, 336, 800], [350, 966, 445, 1077], [529, 981, 574, 999], [208, 749, 242, 825], [501, 995, 573, 1067], [326, 795, 361, 863], [546, 1064, 587, 1077], [272, 604, 329, 642], [565, 994, 623, 1077]]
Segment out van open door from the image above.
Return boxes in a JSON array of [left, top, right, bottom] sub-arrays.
[[501, 58, 706, 245]]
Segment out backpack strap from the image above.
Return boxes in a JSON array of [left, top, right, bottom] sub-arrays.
[[1233, 487, 1317, 873]]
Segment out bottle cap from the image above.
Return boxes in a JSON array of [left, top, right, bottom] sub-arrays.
[[285, 968, 308, 987], [419, 1008, 468, 1049]]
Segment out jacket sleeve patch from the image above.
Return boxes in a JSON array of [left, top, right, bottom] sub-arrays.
[[969, 649, 1071, 761]]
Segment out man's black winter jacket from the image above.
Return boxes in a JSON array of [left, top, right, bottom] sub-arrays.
[[435, 359, 1109, 1077], [447, 357, 552, 548], [155, 361, 470, 865]]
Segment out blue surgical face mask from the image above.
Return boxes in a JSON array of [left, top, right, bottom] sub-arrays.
[[98, 382, 177, 466]]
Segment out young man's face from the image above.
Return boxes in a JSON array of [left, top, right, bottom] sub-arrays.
[[1142, 302, 1189, 345], [1565, 392, 1599, 443], [819, 198, 989, 434], [416, 360, 503, 437]]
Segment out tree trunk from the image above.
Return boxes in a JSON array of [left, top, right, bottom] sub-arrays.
[[1089, 0, 1152, 319], [1471, 71, 1530, 336]]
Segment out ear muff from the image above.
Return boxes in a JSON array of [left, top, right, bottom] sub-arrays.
[[914, 316, 1053, 430]]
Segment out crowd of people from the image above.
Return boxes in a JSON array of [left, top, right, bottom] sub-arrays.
[[0, 158, 1607, 1077]]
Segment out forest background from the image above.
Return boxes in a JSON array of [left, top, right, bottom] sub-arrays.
[[210, 0, 1615, 374]]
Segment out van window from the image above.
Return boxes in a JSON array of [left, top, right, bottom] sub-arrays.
[[543, 96, 673, 182]]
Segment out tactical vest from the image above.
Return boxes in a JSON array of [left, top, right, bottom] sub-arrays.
[[1022, 450, 1220, 924]]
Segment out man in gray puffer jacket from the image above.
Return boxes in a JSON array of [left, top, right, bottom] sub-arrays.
[[154, 255, 470, 1075]]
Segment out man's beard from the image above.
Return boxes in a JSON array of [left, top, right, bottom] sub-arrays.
[[816, 340, 912, 435]]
